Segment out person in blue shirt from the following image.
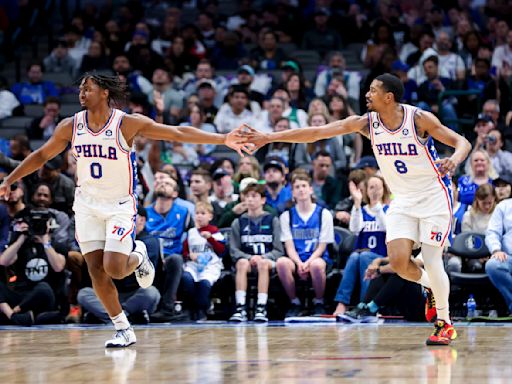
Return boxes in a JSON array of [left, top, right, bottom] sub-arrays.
[[334, 175, 390, 315], [277, 170, 334, 317], [485, 197, 512, 317], [458, 149, 495, 205], [263, 157, 292, 214], [11, 62, 59, 105], [145, 175, 191, 322]]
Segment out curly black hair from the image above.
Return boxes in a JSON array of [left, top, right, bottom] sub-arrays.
[[79, 72, 127, 106]]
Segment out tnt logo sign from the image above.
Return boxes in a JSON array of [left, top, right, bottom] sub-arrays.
[[25, 258, 49, 282]]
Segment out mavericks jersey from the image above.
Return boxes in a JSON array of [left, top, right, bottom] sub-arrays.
[[354, 205, 389, 256], [289, 205, 330, 263], [369, 104, 452, 210], [71, 108, 137, 199], [239, 214, 275, 256]]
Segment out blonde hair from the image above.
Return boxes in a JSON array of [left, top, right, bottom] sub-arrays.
[[307, 98, 330, 119], [233, 156, 261, 183], [469, 149, 498, 180], [195, 200, 214, 214]]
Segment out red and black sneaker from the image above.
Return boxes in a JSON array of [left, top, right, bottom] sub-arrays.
[[426, 320, 457, 346], [425, 288, 437, 323]]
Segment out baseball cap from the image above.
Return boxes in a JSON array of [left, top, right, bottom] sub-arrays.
[[44, 156, 63, 171], [476, 113, 493, 124], [391, 60, 409, 72], [263, 158, 285, 174], [197, 79, 216, 90], [355, 156, 378, 170], [238, 64, 255, 77], [239, 177, 259, 193], [281, 60, 300, 73], [212, 168, 229, 181]]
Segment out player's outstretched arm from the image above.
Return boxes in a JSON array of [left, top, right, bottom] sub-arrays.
[[244, 115, 368, 150], [417, 110, 472, 176], [0, 118, 73, 199], [128, 114, 252, 156]]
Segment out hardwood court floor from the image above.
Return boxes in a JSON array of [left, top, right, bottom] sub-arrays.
[[1, 322, 512, 383]]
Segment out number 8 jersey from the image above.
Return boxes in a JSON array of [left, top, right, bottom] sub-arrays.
[[369, 104, 452, 203], [71, 108, 137, 199]]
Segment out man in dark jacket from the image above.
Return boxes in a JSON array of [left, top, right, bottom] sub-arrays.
[[311, 150, 343, 209]]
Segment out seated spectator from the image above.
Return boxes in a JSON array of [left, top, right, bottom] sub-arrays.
[[256, 96, 287, 133], [181, 202, 225, 321], [11, 62, 59, 105], [63, 25, 91, 70], [250, 30, 288, 70], [189, 168, 212, 203], [229, 182, 283, 322], [466, 114, 496, 159], [301, 8, 342, 58], [78, 206, 161, 324], [0, 76, 21, 120], [361, 20, 396, 69], [334, 175, 390, 315], [197, 80, 219, 124], [233, 156, 261, 186], [484, 129, 512, 181], [339, 253, 425, 322], [180, 103, 217, 158], [285, 73, 311, 111], [36, 156, 75, 214], [26, 97, 63, 140], [273, 88, 308, 128], [217, 177, 276, 229], [214, 86, 256, 134], [465, 58, 497, 105], [310, 150, 343, 209], [164, 35, 199, 78], [458, 149, 496, 205], [315, 51, 360, 103], [416, 55, 458, 131], [210, 158, 235, 177], [277, 170, 334, 316], [491, 29, 512, 74], [111, 54, 152, 95], [43, 39, 77, 78], [230, 65, 265, 109], [148, 68, 184, 124], [209, 168, 238, 222], [485, 196, 512, 317], [0, 207, 67, 325], [390, 60, 418, 105], [263, 158, 292, 214], [210, 31, 247, 70], [435, 31, 466, 82], [146, 176, 191, 322], [183, 59, 228, 107], [462, 184, 497, 234], [79, 41, 110, 73], [495, 175, 512, 202], [334, 169, 367, 228], [294, 113, 346, 172]]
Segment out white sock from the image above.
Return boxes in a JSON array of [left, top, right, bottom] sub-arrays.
[[416, 268, 431, 289], [131, 245, 144, 266], [257, 293, 268, 305], [422, 243, 451, 324], [235, 290, 246, 306], [313, 298, 324, 305], [291, 297, 301, 305], [110, 311, 130, 331]]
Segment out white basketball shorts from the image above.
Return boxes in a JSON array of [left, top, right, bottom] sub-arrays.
[[73, 188, 137, 255]]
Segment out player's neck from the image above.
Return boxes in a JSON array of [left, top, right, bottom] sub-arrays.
[[377, 103, 403, 130], [87, 104, 112, 130]]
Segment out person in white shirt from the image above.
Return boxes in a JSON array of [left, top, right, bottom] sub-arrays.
[[0, 76, 20, 120], [214, 86, 256, 133], [435, 31, 466, 81], [491, 30, 512, 73]]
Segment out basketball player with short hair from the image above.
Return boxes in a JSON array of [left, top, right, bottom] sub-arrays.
[[246, 73, 471, 345], [0, 74, 251, 348]]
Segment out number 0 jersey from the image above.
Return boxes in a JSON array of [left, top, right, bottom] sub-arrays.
[[71, 108, 137, 200], [369, 104, 452, 203]]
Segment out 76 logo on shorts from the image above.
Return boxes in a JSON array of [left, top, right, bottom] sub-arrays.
[[430, 230, 443, 242], [112, 225, 126, 236]]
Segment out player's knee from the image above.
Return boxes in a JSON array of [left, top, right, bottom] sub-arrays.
[[103, 258, 126, 280]]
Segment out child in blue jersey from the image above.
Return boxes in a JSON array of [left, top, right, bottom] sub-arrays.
[[277, 170, 334, 317], [229, 180, 284, 322], [181, 201, 225, 321], [334, 175, 390, 315]]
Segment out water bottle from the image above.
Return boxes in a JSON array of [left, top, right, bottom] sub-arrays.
[[467, 294, 477, 318]]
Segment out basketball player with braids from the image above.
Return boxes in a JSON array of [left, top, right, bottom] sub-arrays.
[[246, 74, 471, 345], [0, 74, 251, 348]]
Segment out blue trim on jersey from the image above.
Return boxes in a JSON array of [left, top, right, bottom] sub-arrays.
[[129, 151, 138, 196], [452, 203, 468, 236]]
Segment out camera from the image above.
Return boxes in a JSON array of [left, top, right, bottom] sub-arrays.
[[486, 135, 497, 145], [15, 209, 52, 236]]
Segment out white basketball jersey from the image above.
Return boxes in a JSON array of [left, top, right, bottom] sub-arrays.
[[369, 104, 451, 199], [71, 108, 137, 200]]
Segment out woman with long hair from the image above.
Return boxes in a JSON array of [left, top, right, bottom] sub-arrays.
[[457, 149, 497, 205]]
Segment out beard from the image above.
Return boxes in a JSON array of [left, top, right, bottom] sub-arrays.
[[155, 190, 170, 198], [266, 181, 280, 190]]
